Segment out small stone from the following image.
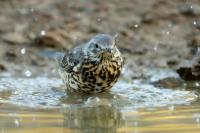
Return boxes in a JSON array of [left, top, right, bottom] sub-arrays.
[[176, 67, 195, 80], [152, 77, 184, 88], [180, 4, 200, 16], [0, 64, 6, 71], [176, 48, 200, 80], [167, 59, 178, 66], [119, 29, 130, 37], [88, 24, 100, 33], [141, 13, 153, 24], [2, 32, 28, 45], [4, 51, 17, 61]]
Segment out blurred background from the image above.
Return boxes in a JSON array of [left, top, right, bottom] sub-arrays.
[[0, 0, 199, 76], [0, 0, 200, 133]]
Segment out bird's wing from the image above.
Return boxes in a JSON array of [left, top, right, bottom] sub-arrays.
[[59, 45, 85, 73]]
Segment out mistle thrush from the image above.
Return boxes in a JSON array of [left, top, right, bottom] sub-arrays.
[[56, 34, 123, 94]]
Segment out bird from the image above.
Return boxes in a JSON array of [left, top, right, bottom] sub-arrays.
[[56, 34, 124, 94]]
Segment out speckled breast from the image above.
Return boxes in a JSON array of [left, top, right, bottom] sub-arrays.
[[81, 60, 122, 93], [66, 59, 123, 94]]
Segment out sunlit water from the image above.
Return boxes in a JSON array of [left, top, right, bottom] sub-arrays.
[[0, 70, 200, 133]]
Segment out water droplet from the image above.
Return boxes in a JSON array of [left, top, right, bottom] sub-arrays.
[[113, 95, 117, 99], [85, 96, 101, 106], [154, 46, 158, 51], [193, 21, 197, 25], [134, 24, 139, 28], [14, 119, 19, 127], [20, 48, 26, 55], [94, 97, 100, 102], [195, 82, 200, 87], [24, 70, 32, 77], [40, 30, 46, 36]]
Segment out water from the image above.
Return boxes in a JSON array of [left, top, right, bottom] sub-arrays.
[[0, 70, 199, 133], [1, 104, 200, 133]]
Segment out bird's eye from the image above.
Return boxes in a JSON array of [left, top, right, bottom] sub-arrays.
[[95, 43, 99, 48]]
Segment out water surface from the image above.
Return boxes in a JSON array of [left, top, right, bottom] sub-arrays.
[[0, 70, 199, 133]]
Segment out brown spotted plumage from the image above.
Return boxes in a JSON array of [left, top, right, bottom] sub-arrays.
[[56, 34, 123, 94]]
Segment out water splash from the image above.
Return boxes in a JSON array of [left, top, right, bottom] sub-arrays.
[[20, 48, 26, 55], [112, 81, 197, 109], [134, 24, 139, 28], [195, 82, 200, 87], [193, 21, 197, 25], [0, 75, 197, 109], [24, 70, 32, 77], [0, 77, 64, 108]]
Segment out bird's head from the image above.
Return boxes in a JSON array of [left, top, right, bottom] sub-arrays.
[[87, 34, 120, 61]]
